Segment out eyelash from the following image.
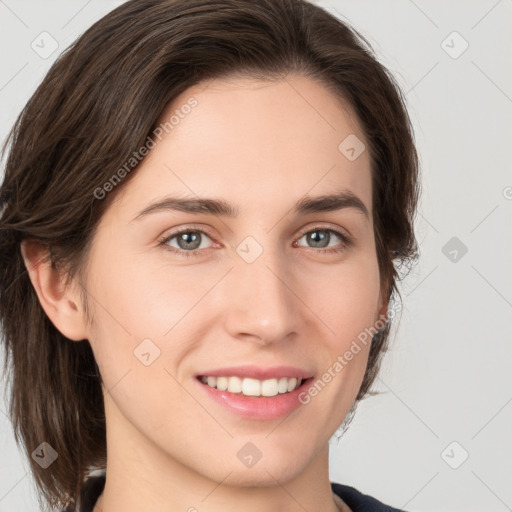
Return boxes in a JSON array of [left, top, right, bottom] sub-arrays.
[[157, 225, 352, 258]]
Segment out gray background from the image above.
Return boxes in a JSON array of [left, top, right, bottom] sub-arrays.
[[1, 1, 511, 511]]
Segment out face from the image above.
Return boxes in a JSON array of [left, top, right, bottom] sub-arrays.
[[81, 73, 387, 486]]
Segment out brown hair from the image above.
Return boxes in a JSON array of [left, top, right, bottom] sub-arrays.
[[0, 0, 420, 509]]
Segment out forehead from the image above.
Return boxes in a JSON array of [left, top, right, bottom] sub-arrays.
[[112, 73, 372, 219]]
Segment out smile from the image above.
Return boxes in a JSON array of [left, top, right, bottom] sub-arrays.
[[198, 375, 303, 397]]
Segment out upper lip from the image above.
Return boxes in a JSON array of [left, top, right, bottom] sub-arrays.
[[196, 365, 314, 380]]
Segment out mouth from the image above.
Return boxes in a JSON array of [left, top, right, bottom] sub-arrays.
[[194, 370, 316, 420], [196, 375, 312, 398]]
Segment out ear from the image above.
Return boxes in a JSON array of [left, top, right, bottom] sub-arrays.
[[376, 283, 391, 324], [378, 298, 389, 324], [20, 239, 89, 341]]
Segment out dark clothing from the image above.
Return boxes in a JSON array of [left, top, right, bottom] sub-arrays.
[[72, 475, 407, 511], [331, 482, 407, 511]]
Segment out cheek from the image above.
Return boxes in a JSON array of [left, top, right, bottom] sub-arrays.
[[86, 244, 214, 335], [298, 253, 382, 348], [83, 246, 222, 387]]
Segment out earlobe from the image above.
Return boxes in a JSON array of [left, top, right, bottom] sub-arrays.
[[377, 286, 390, 325], [20, 239, 89, 341], [379, 299, 389, 322]]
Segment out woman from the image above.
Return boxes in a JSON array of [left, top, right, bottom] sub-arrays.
[[0, 0, 420, 511]]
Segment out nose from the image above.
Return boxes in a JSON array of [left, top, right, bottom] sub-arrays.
[[221, 243, 303, 346]]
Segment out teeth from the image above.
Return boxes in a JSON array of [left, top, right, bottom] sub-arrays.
[[199, 375, 304, 397], [216, 376, 229, 391]]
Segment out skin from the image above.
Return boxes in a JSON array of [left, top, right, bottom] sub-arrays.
[[22, 73, 388, 512]]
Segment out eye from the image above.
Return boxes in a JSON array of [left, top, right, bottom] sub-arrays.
[[293, 227, 351, 254], [158, 227, 215, 257]]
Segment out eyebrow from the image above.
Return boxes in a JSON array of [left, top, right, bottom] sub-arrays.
[[131, 189, 370, 222]]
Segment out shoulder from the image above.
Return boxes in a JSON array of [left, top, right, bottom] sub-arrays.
[[331, 482, 408, 512]]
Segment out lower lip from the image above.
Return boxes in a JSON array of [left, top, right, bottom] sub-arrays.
[[195, 377, 314, 420]]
